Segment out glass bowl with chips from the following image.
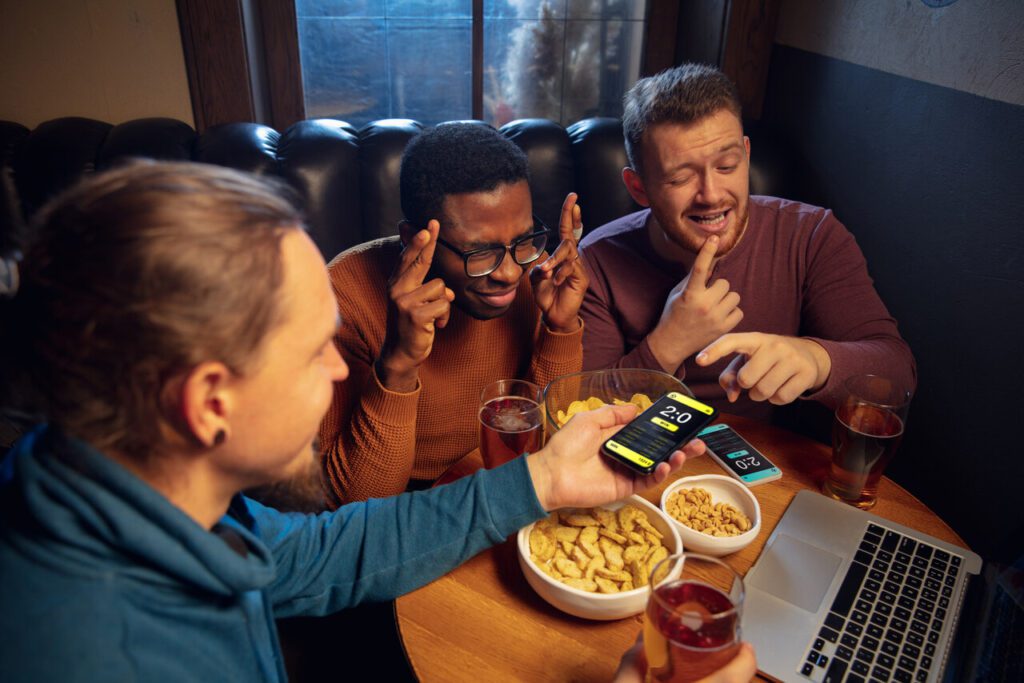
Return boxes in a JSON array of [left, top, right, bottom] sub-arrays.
[[516, 495, 683, 620], [659, 474, 761, 557], [543, 369, 692, 435]]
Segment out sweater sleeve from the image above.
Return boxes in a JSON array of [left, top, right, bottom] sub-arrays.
[[319, 275, 420, 506], [579, 246, 670, 373], [798, 212, 917, 408], [253, 456, 547, 617], [525, 318, 584, 390]]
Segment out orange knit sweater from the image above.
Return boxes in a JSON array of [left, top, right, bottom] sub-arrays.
[[319, 237, 583, 505]]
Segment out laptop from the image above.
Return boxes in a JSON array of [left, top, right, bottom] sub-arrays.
[[744, 490, 982, 683]]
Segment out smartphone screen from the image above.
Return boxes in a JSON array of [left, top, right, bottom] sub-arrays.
[[697, 423, 782, 486], [602, 391, 717, 475]]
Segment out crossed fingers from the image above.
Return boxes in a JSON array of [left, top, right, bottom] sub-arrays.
[[535, 193, 582, 285]]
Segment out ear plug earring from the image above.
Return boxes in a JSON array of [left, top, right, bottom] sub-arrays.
[[213, 430, 226, 446]]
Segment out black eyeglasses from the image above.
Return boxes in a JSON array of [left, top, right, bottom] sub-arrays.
[[435, 217, 551, 278]]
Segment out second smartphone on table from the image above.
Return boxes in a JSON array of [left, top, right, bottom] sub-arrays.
[[697, 423, 782, 486]]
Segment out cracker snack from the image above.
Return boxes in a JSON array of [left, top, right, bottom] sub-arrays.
[[664, 487, 752, 537], [554, 393, 654, 428], [528, 504, 669, 593]]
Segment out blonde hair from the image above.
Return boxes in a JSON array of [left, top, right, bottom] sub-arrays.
[[1, 161, 304, 459]]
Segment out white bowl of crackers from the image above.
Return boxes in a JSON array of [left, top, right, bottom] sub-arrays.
[[659, 475, 761, 557], [517, 495, 682, 620]]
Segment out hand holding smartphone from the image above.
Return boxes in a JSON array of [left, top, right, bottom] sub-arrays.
[[601, 391, 717, 475]]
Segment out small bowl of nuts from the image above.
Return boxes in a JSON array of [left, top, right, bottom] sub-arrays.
[[517, 495, 682, 620], [660, 475, 761, 557]]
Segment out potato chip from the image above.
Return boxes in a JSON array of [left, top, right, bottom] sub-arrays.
[[552, 393, 655, 427], [631, 393, 653, 410]]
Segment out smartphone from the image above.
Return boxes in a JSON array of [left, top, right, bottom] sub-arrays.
[[697, 423, 782, 486], [602, 391, 717, 475]]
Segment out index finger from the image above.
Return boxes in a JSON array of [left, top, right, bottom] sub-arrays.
[[695, 332, 759, 366], [557, 193, 580, 242], [685, 234, 719, 290], [395, 219, 440, 288]]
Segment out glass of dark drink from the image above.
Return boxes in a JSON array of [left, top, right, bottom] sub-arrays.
[[644, 553, 744, 682], [823, 374, 911, 510], [478, 379, 544, 468]]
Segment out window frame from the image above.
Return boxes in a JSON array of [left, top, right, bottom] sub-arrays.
[[175, 1, 776, 133]]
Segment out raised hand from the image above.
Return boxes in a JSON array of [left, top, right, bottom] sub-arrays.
[[376, 220, 455, 392], [647, 235, 744, 373], [526, 403, 705, 512], [696, 332, 832, 405], [530, 193, 587, 333]]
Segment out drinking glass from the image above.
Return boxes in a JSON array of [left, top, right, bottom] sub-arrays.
[[822, 374, 911, 510], [644, 553, 744, 682], [478, 379, 544, 468]]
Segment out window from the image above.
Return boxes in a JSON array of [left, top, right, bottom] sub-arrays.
[[295, 0, 648, 127]]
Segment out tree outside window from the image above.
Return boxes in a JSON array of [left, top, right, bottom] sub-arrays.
[[296, 0, 647, 127]]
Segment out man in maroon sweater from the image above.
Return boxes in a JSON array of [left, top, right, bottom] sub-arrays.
[[579, 64, 915, 423]]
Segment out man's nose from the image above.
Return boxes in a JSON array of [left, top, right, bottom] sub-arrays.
[[490, 247, 523, 284], [326, 342, 349, 382], [696, 170, 724, 205]]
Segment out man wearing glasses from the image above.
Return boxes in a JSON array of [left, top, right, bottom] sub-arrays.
[[319, 123, 586, 504]]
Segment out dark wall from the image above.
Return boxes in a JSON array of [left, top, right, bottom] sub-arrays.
[[760, 45, 1024, 563]]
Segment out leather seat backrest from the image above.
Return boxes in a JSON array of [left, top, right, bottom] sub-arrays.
[[0, 115, 800, 261]]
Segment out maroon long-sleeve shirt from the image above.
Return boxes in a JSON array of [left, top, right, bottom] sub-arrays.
[[579, 197, 916, 423]]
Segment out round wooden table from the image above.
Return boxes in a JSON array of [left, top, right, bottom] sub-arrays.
[[395, 414, 967, 682]]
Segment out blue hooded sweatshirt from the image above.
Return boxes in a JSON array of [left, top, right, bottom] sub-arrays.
[[0, 426, 546, 682]]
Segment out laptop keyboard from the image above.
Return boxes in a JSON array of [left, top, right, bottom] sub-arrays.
[[798, 523, 965, 683]]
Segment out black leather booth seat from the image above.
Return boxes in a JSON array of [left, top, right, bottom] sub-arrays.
[[0, 116, 799, 260]]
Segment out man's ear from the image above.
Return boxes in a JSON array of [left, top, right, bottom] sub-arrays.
[[177, 361, 234, 448], [398, 220, 416, 247], [622, 167, 651, 207]]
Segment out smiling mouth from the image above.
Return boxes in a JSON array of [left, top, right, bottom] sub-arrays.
[[477, 289, 517, 307], [688, 209, 730, 228], [688, 209, 729, 225]]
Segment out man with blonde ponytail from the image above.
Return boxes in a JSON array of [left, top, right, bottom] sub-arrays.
[[0, 162, 742, 682]]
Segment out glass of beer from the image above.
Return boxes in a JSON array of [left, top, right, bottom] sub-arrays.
[[478, 379, 544, 468], [644, 553, 744, 682], [823, 374, 911, 510]]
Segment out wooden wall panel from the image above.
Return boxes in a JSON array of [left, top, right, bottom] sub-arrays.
[[256, 0, 305, 131], [176, 0, 255, 131], [722, 0, 781, 120]]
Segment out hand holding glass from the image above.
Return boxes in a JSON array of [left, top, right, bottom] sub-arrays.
[[644, 553, 744, 682]]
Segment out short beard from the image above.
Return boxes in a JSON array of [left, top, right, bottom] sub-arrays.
[[654, 202, 750, 259], [244, 442, 327, 513]]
